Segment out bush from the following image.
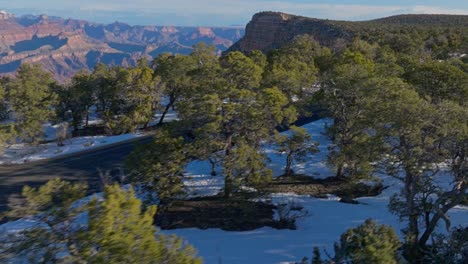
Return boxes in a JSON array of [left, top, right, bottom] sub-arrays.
[[333, 219, 400, 264]]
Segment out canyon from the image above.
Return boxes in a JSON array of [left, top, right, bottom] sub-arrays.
[[0, 11, 244, 81]]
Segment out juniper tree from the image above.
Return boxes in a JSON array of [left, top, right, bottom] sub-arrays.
[[125, 129, 188, 203], [262, 35, 321, 103], [153, 53, 196, 125], [274, 126, 318, 177], [320, 49, 379, 179], [7, 64, 57, 143], [55, 70, 94, 131], [333, 219, 400, 264], [81, 184, 201, 264], [369, 79, 467, 261], [178, 50, 296, 197], [2, 181, 201, 264]]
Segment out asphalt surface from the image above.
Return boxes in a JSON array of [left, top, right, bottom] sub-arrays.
[[0, 136, 154, 214]]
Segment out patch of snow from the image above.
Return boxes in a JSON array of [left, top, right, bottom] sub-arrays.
[[165, 118, 468, 264], [0, 133, 145, 164], [1, 119, 466, 264]]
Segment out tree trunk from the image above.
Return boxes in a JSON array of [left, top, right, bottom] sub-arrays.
[[158, 102, 172, 125], [224, 174, 233, 198], [419, 188, 466, 248], [336, 163, 344, 179], [85, 106, 90, 127], [285, 153, 293, 176], [404, 170, 422, 261], [209, 158, 217, 176], [223, 135, 234, 198]]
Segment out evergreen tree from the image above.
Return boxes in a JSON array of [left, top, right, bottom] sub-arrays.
[[109, 61, 161, 132], [56, 70, 94, 131], [404, 60, 468, 105], [125, 129, 188, 202], [178, 50, 296, 197], [7, 64, 57, 143], [81, 184, 201, 264], [320, 49, 379, 179], [2, 181, 201, 264], [274, 126, 318, 177], [262, 36, 320, 103], [333, 219, 400, 264], [153, 53, 196, 125]]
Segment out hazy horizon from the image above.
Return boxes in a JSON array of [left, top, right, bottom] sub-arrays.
[[1, 0, 467, 26]]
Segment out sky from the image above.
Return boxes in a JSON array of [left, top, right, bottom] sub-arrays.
[[1, 0, 467, 26]]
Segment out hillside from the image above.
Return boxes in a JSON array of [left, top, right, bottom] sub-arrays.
[[0, 12, 244, 81], [227, 11, 468, 54]]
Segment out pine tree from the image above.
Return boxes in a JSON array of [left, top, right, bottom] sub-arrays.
[[7, 64, 57, 143], [55, 70, 95, 131], [2, 181, 201, 264], [153, 53, 196, 125], [177, 50, 296, 197], [333, 219, 400, 264], [274, 126, 318, 177], [81, 184, 201, 264], [125, 129, 188, 202]]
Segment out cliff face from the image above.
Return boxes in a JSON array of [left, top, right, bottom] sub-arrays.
[[228, 12, 468, 54], [0, 14, 244, 82], [227, 12, 352, 53]]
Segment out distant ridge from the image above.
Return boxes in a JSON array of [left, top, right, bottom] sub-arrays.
[[0, 12, 244, 81], [367, 14, 468, 27]]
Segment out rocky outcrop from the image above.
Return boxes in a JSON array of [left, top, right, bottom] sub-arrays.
[[227, 12, 352, 53], [227, 12, 468, 54], [0, 13, 244, 81]]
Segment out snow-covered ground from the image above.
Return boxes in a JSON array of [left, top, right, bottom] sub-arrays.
[[0, 132, 145, 164], [0, 109, 178, 165], [165, 119, 468, 264], [1, 119, 467, 264]]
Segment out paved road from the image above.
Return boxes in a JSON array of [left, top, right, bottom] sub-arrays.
[[0, 112, 325, 218], [0, 136, 154, 214]]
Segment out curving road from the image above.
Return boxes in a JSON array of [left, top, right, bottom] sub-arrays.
[[0, 136, 153, 215]]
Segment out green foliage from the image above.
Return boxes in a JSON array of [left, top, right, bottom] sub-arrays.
[[2, 181, 201, 264], [321, 51, 379, 179], [222, 142, 273, 194], [404, 59, 468, 105], [176, 47, 297, 197], [221, 51, 262, 90], [153, 53, 197, 124], [333, 219, 400, 264], [263, 35, 321, 102], [125, 129, 188, 202], [55, 70, 94, 130], [1, 179, 87, 263], [312, 247, 323, 264], [6, 64, 57, 143], [424, 228, 468, 264], [81, 184, 201, 264], [275, 126, 318, 176], [6, 178, 87, 220]]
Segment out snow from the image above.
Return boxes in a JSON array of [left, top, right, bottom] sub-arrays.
[[0, 133, 145, 164], [267, 119, 333, 178], [168, 118, 468, 264], [1, 98, 179, 164], [1, 118, 467, 264]]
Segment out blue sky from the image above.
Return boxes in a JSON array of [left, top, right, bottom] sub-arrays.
[[1, 0, 467, 26]]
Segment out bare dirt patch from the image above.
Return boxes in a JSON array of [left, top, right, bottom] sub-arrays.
[[265, 174, 384, 198]]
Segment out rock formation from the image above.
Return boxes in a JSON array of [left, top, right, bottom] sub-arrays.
[[227, 11, 468, 54], [0, 13, 244, 81]]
